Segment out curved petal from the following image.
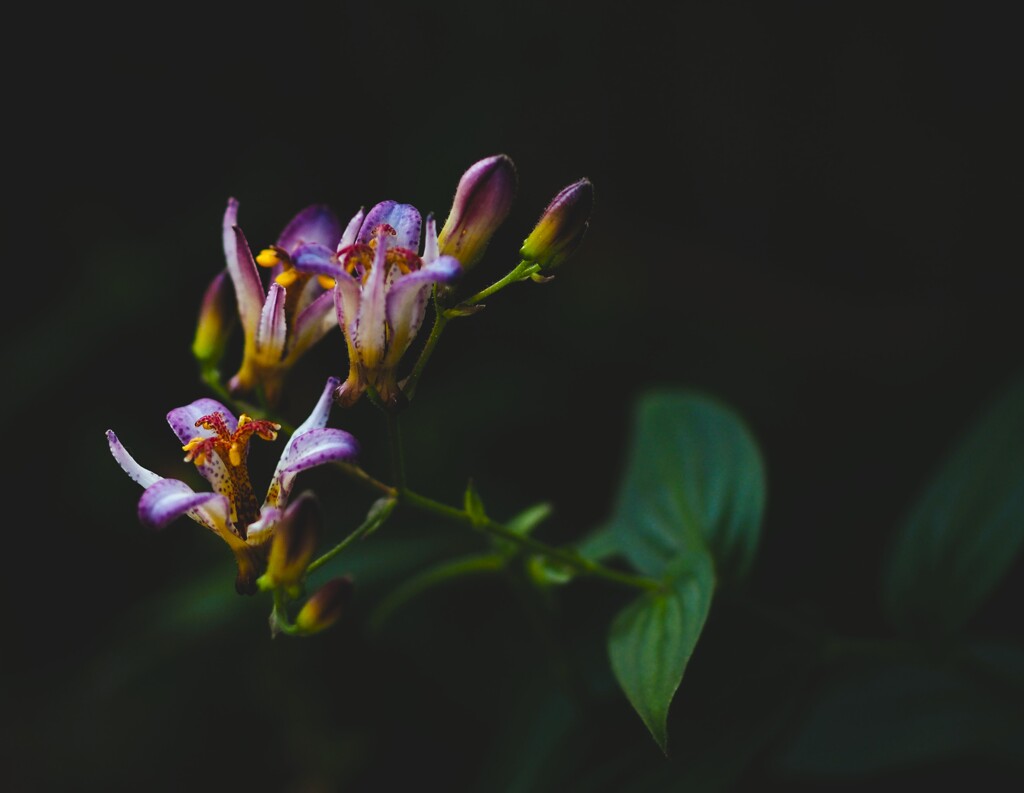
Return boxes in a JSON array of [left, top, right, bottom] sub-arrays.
[[255, 282, 287, 362], [245, 505, 282, 542], [333, 272, 362, 333], [338, 208, 365, 251], [277, 205, 341, 253], [106, 430, 162, 489], [167, 399, 236, 490], [355, 231, 389, 371], [359, 201, 422, 251], [293, 243, 344, 279], [167, 399, 237, 443], [223, 200, 266, 336], [422, 214, 439, 264], [262, 377, 347, 507], [289, 291, 338, 362], [291, 376, 341, 437], [266, 428, 360, 509], [138, 478, 230, 532], [384, 255, 461, 368]]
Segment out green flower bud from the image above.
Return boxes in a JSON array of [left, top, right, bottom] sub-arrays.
[[520, 178, 594, 270], [438, 154, 518, 271], [192, 270, 236, 368], [296, 577, 354, 634], [259, 492, 321, 591]]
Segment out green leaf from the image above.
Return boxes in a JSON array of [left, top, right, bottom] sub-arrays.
[[881, 372, 1024, 636], [777, 653, 1024, 778], [464, 479, 487, 526], [607, 553, 715, 754], [609, 390, 766, 582], [576, 526, 620, 562], [506, 501, 553, 536]]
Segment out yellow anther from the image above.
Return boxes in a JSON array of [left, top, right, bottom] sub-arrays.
[[238, 414, 251, 428], [318, 275, 337, 289], [229, 442, 243, 467], [256, 248, 282, 268], [194, 452, 207, 467], [275, 269, 300, 288], [182, 438, 203, 453]]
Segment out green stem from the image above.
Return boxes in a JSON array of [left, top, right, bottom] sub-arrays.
[[399, 489, 661, 592], [403, 300, 450, 400], [368, 553, 507, 629], [271, 588, 299, 636], [306, 498, 398, 575], [333, 462, 397, 498], [462, 260, 541, 306]]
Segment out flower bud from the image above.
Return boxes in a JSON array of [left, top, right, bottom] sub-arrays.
[[296, 576, 354, 634], [438, 154, 518, 271], [192, 270, 236, 367], [519, 178, 594, 270], [260, 492, 322, 590]]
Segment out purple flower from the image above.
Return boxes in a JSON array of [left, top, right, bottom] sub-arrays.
[[209, 200, 349, 406], [294, 202, 461, 408], [106, 377, 358, 593]]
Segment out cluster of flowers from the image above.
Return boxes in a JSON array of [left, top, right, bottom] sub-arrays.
[[107, 155, 593, 634]]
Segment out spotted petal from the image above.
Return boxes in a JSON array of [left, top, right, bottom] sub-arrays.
[[289, 291, 338, 362], [223, 200, 266, 338], [293, 243, 344, 279], [167, 399, 236, 490], [138, 478, 231, 533], [263, 377, 357, 509], [106, 430, 162, 489], [277, 205, 342, 253], [359, 201, 422, 252], [384, 255, 461, 368], [338, 208, 365, 251], [255, 282, 287, 363]]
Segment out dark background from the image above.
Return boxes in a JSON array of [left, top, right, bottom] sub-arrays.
[[5, 1, 1022, 790]]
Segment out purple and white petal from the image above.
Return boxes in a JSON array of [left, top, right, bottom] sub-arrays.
[[291, 376, 341, 438], [277, 205, 342, 253], [384, 255, 462, 366], [338, 208, 365, 251], [271, 428, 360, 507], [422, 214, 439, 264], [334, 273, 362, 335], [359, 201, 422, 252], [223, 201, 266, 336], [289, 291, 338, 361], [106, 430, 162, 489], [138, 478, 230, 532], [293, 243, 344, 279], [167, 399, 236, 489], [167, 399, 237, 444], [245, 505, 282, 541], [355, 232, 389, 369], [255, 282, 287, 362]]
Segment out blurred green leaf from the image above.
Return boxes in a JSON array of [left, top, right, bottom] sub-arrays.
[[576, 526, 620, 562], [609, 390, 766, 582], [607, 553, 715, 754], [881, 372, 1024, 637], [506, 501, 554, 536], [777, 651, 1024, 779], [526, 554, 575, 586], [464, 479, 488, 526]]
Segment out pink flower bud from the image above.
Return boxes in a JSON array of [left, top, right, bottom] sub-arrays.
[[520, 178, 594, 269], [438, 154, 518, 271], [296, 577, 354, 634]]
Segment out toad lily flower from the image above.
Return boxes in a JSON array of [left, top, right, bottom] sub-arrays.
[[106, 377, 359, 594], [205, 199, 354, 406], [294, 202, 461, 408]]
